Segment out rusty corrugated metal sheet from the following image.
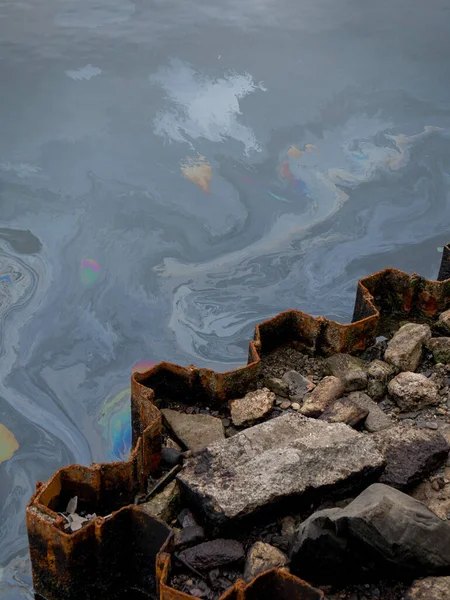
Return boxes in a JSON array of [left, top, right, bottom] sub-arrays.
[[27, 247, 450, 599]]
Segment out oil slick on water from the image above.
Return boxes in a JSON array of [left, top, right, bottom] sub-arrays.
[[0, 424, 19, 464]]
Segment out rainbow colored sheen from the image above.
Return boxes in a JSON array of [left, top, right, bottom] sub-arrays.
[[80, 259, 100, 284], [132, 360, 156, 373], [0, 424, 19, 464], [98, 388, 131, 461]]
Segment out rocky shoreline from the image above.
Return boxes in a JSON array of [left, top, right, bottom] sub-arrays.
[[135, 313, 450, 599]]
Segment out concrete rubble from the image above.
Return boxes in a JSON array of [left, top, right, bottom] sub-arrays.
[[178, 413, 385, 525]]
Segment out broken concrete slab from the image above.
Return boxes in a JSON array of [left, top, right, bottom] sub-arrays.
[[371, 425, 450, 489], [230, 388, 275, 427], [384, 323, 431, 372], [289, 483, 450, 584], [347, 391, 393, 432], [244, 541, 289, 582], [178, 413, 384, 526], [319, 397, 369, 428], [161, 409, 225, 451], [405, 576, 450, 600], [388, 372, 439, 411], [300, 376, 344, 417]]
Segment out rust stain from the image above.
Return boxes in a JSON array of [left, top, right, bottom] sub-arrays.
[[27, 251, 450, 600]]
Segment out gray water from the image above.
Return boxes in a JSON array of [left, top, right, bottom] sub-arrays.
[[1, 0, 450, 596]]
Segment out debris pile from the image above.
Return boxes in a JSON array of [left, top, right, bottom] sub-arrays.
[[59, 496, 100, 533], [145, 318, 450, 599]]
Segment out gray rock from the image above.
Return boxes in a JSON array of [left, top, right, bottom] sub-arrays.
[[388, 372, 439, 411], [347, 391, 393, 432], [178, 413, 384, 526], [178, 539, 244, 571], [264, 377, 289, 398], [341, 369, 368, 392], [371, 425, 450, 489], [384, 323, 431, 372], [281, 515, 297, 537], [178, 508, 197, 528], [437, 309, 450, 334], [230, 388, 275, 426], [174, 525, 205, 550], [161, 447, 183, 467], [427, 338, 450, 364], [367, 380, 386, 401], [366, 360, 395, 400], [161, 409, 225, 451], [289, 483, 450, 584], [282, 370, 315, 400], [140, 480, 180, 522], [300, 376, 345, 417], [324, 354, 368, 392], [319, 397, 369, 428], [405, 577, 450, 599], [367, 359, 395, 381], [244, 541, 289, 582]]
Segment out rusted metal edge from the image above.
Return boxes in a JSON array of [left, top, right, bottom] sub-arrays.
[[27, 250, 450, 600]]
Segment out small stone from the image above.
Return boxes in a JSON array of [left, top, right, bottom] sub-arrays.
[[164, 437, 182, 452], [222, 418, 231, 427], [280, 401, 291, 410], [405, 576, 450, 599], [230, 388, 275, 426], [341, 370, 368, 392], [367, 380, 386, 401], [178, 539, 245, 571], [178, 508, 197, 528], [438, 309, 450, 333], [418, 421, 439, 431], [366, 360, 395, 400], [265, 377, 289, 398], [281, 515, 296, 536], [291, 402, 300, 411], [161, 409, 225, 451], [282, 370, 314, 400], [367, 360, 395, 381], [431, 480, 441, 492], [244, 541, 289, 582], [300, 376, 345, 417], [427, 338, 450, 364], [388, 372, 439, 411], [348, 391, 393, 432], [384, 323, 431, 372], [371, 425, 450, 489], [140, 481, 180, 522], [324, 354, 368, 392], [174, 525, 205, 550], [161, 447, 183, 467], [319, 397, 369, 428]]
